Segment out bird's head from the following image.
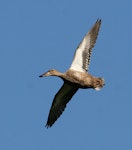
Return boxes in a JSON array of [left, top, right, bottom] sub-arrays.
[[39, 69, 62, 77]]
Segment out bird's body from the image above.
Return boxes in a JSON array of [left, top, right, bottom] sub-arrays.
[[39, 19, 105, 128]]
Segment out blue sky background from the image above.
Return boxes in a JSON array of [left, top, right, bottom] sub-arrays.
[[0, 0, 132, 149]]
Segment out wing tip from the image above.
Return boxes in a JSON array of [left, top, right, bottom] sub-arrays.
[[45, 123, 52, 128], [95, 19, 101, 28], [96, 18, 101, 23], [45, 118, 55, 128]]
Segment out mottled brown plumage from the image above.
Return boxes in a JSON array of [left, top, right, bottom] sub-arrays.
[[39, 19, 105, 128]]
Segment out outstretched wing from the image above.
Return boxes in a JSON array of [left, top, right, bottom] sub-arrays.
[[45, 82, 78, 128], [70, 19, 101, 72]]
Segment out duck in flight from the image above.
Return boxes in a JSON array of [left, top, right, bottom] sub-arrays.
[[39, 19, 105, 128]]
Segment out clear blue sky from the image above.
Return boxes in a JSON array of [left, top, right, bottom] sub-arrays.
[[0, 0, 132, 149]]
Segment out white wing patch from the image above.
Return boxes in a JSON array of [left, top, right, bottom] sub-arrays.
[[70, 37, 90, 72], [69, 19, 101, 72]]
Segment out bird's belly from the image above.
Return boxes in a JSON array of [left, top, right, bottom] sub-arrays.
[[65, 74, 93, 89]]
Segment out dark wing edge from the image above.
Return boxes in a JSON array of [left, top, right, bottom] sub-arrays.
[[45, 82, 78, 128], [83, 19, 101, 71]]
